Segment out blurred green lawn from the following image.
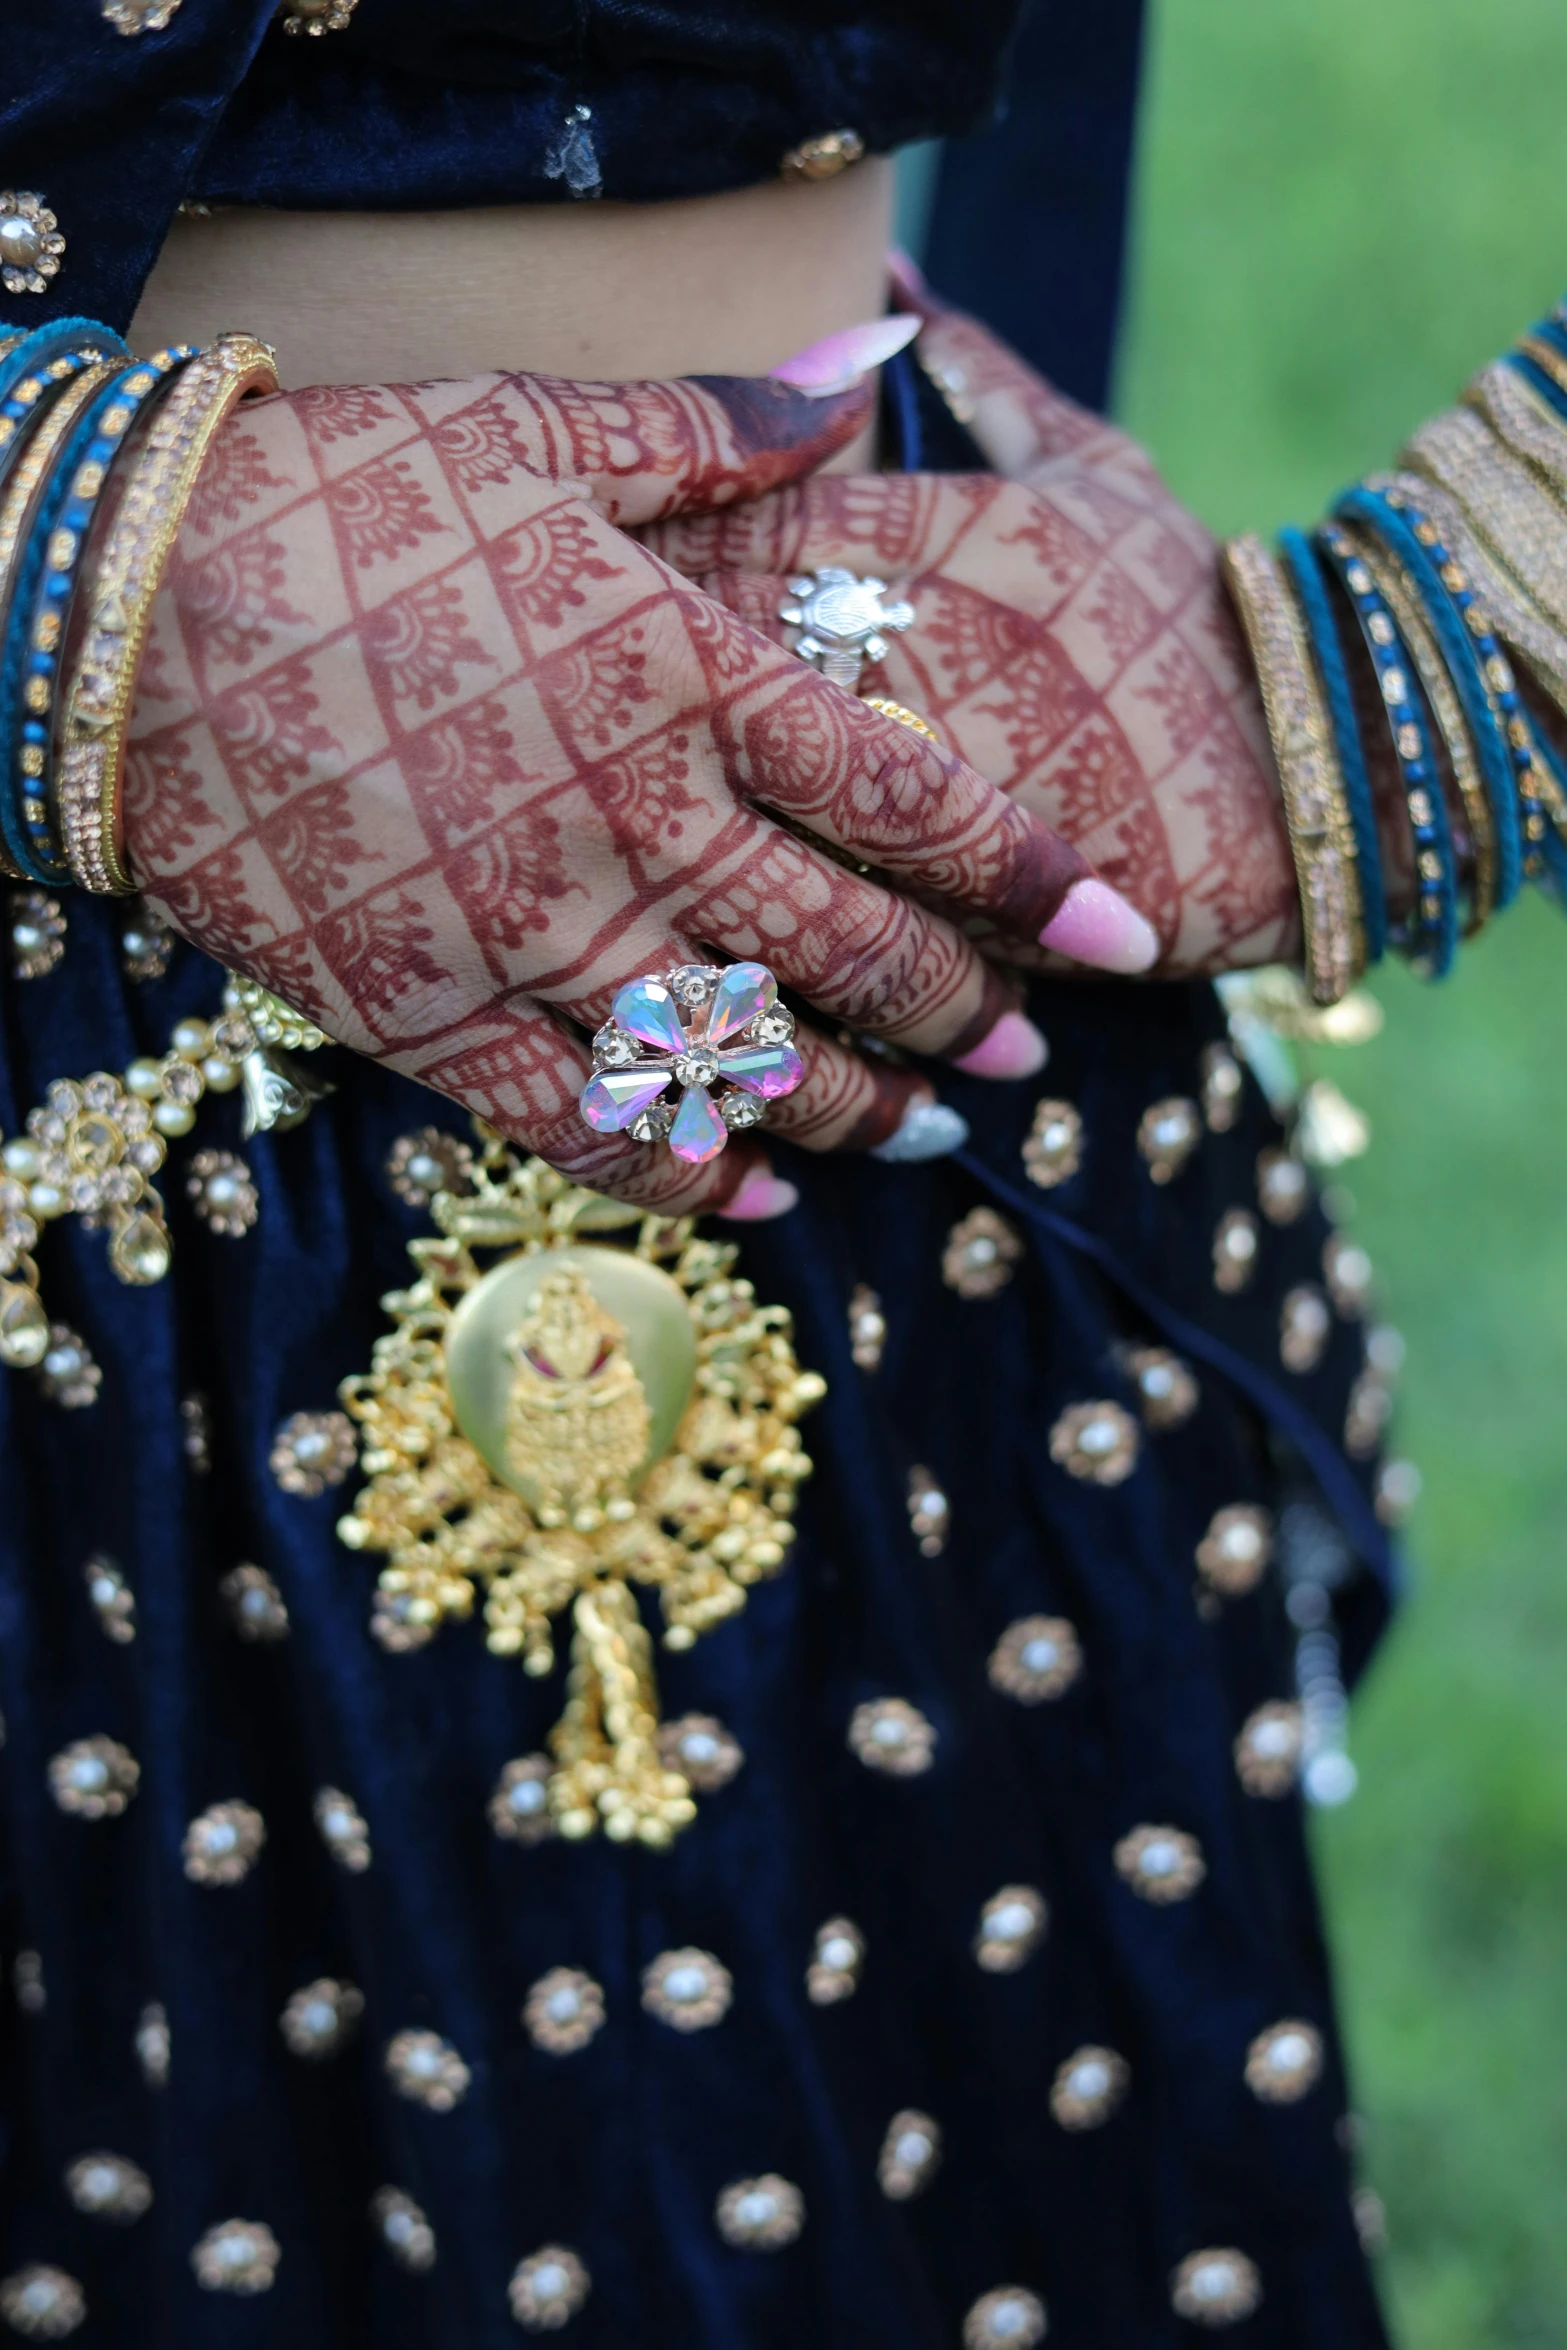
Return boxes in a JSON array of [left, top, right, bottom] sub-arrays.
[[1118, 5, 1567, 2342]]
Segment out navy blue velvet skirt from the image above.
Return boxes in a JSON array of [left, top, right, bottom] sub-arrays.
[[0, 890, 1396, 2349]]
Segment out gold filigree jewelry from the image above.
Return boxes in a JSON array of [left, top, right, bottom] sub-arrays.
[[780, 129, 865, 182], [279, 0, 359, 30], [337, 1143, 824, 1848]]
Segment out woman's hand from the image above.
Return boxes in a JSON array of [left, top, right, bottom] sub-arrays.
[[128, 356, 1150, 1216], [644, 279, 1301, 977]]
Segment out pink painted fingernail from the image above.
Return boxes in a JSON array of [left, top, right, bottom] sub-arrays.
[[769, 315, 921, 398], [1039, 878, 1161, 974], [719, 1165, 801, 1222], [951, 1009, 1050, 1080]]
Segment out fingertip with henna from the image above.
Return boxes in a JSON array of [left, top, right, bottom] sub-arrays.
[[1039, 878, 1161, 975], [718, 1163, 801, 1222], [769, 314, 921, 398], [951, 1009, 1049, 1080]]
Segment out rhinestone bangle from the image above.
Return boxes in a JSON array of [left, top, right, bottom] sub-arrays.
[[59, 333, 280, 895]]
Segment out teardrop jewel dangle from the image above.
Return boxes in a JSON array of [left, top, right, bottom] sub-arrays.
[[580, 961, 803, 1161]]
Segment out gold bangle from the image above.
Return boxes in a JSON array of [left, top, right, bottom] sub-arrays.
[[59, 334, 280, 895], [1221, 532, 1365, 1004], [1387, 469, 1567, 717], [1339, 522, 1497, 936], [1463, 361, 1567, 514], [1405, 407, 1567, 638]]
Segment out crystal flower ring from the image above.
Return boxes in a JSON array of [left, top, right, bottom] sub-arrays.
[[578, 962, 803, 1165]]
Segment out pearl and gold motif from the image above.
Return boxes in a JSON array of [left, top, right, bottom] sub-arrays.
[[119, 903, 174, 983], [313, 1786, 371, 1871], [182, 1799, 264, 1886], [1256, 1146, 1310, 1225], [279, 0, 360, 32], [1022, 1098, 1082, 1189], [1212, 1209, 1260, 1293], [523, 1967, 605, 2055], [487, 1756, 554, 1846], [48, 1735, 138, 1819], [877, 2110, 942, 2200], [1244, 2019, 1324, 2104], [270, 1409, 356, 1497], [370, 2188, 436, 2273], [1280, 1284, 1332, 1373], [83, 1552, 135, 1643], [1114, 1824, 1206, 1904], [1200, 1043, 1243, 1132], [641, 1947, 732, 2032], [0, 2266, 85, 2339], [220, 1562, 289, 1642], [1234, 1701, 1304, 1797], [780, 128, 864, 180], [1137, 1096, 1202, 1184], [987, 1614, 1082, 1704], [806, 1917, 864, 2005], [1170, 2248, 1262, 2327], [1050, 2045, 1130, 2130], [8, 890, 65, 980], [847, 1696, 936, 1777], [508, 2246, 590, 2330], [102, 0, 184, 29], [655, 1713, 742, 1792], [974, 1884, 1048, 1973], [1324, 1232, 1374, 1315], [942, 1207, 1021, 1299], [1196, 1504, 1273, 1597], [337, 1149, 822, 1849], [186, 1148, 258, 1236], [63, 2152, 151, 2223], [384, 2029, 470, 2112], [963, 2286, 1047, 2349], [714, 2175, 804, 2251], [906, 1466, 950, 1556], [33, 1326, 100, 1410], [280, 1977, 364, 2059], [190, 2221, 280, 2295], [0, 194, 66, 297], [180, 1391, 212, 1471], [847, 1282, 886, 1370], [386, 1127, 473, 1210], [1122, 1344, 1199, 1432], [1048, 1399, 1139, 1486]]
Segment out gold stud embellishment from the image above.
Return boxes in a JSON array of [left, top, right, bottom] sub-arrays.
[[119, 903, 173, 983], [190, 2221, 280, 2295], [186, 1149, 258, 1236], [0, 2266, 86, 2338], [847, 1696, 936, 1777], [1114, 1824, 1206, 1904], [182, 1799, 264, 1886], [1324, 1232, 1374, 1315], [279, 0, 360, 32], [848, 1282, 886, 1370], [523, 1967, 605, 2055], [280, 1978, 364, 2060], [1200, 1043, 1243, 1132], [715, 2175, 804, 2251], [988, 1614, 1081, 1704], [508, 2247, 590, 2331], [34, 1327, 100, 1409], [1123, 1344, 1199, 1432], [974, 1884, 1048, 1973], [1212, 1209, 1260, 1293], [1049, 1399, 1139, 1486], [1170, 2248, 1262, 2327], [1280, 1285, 1332, 1374], [906, 1467, 950, 1556], [370, 2188, 436, 2273], [270, 1409, 356, 1497], [877, 2111, 942, 2200], [1256, 1147, 1310, 1225], [181, 1392, 212, 1472], [942, 1207, 1021, 1299], [1196, 1505, 1274, 1598], [1050, 2045, 1130, 2130], [221, 1563, 289, 1642], [1137, 1096, 1202, 1184], [964, 2287, 1047, 2350], [1235, 1701, 1304, 1798], [1023, 1098, 1082, 1189], [64, 2151, 152, 2223], [336, 1146, 823, 1849], [806, 1917, 864, 2005], [83, 1552, 135, 1643], [641, 1947, 732, 2032], [487, 1756, 554, 1846], [780, 128, 864, 181], [384, 2029, 470, 2112], [314, 1786, 371, 1871], [48, 1735, 139, 1819], [386, 1127, 473, 1209], [8, 890, 65, 980], [656, 1713, 742, 1793], [1245, 2019, 1324, 2105], [135, 2003, 170, 2087], [102, 0, 183, 30], [0, 195, 66, 297]]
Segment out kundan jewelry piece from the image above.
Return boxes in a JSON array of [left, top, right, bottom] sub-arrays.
[[578, 961, 803, 1164], [780, 566, 915, 691]]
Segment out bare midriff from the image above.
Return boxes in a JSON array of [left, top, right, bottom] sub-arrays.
[[131, 158, 896, 428]]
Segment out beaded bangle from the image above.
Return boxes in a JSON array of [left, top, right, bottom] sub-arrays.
[[1220, 532, 1365, 1003], [0, 360, 122, 882], [0, 320, 125, 427], [1397, 470, 1567, 718], [60, 334, 280, 895], [7, 349, 193, 885], [1341, 525, 1496, 936], [0, 347, 117, 505], [1346, 479, 1547, 891], [1464, 361, 1567, 514], [1276, 525, 1386, 964], [1314, 522, 1457, 977]]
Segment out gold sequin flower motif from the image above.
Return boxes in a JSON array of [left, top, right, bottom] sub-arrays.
[[974, 1885, 1048, 1973], [385, 1127, 473, 1210], [847, 1697, 937, 1777], [656, 1714, 743, 1793], [488, 1756, 555, 1846], [64, 2151, 152, 2223], [1124, 1344, 1199, 1432], [48, 1735, 139, 1819], [83, 1553, 135, 1643], [1049, 1399, 1139, 1486], [523, 1967, 605, 2055], [1170, 2248, 1262, 2327], [9, 890, 65, 980], [221, 1563, 290, 1642], [964, 2287, 1047, 2349], [190, 2221, 280, 2295], [370, 2188, 436, 2274], [1256, 1147, 1310, 1225], [641, 1947, 732, 2032], [1137, 1096, 1202, 1184], [1212, 1209, 1259, 1294], [508, 2246, 590, 2331], [715, 2175, 804, 2251], [1234, 1702, 1304, 1798], [988, 1615, 1082, 1704], [1196, 1505, 1274, 1597], [182, 1799, 265, 1886], [1114, 1824, 1206, 1905], [942, 1207, 1021, 1299], [806, 1917, 864, 2005], [269, 1409, 356, 1497], [280, 1978, 364, 2060], [314, 1785, 371, 1870], [907, 1468, 950, 1557], [1050, 2045, 1130, 2131], [35, 1327, 101, 1410], [1280, 1284, 1332, 1373], [1244, 2019, 1324, 2105], [384, 2029, 470, 2112], [877, 2110, 942, 2200], [186, 1150, 258, 1237], [1022, 1099, 1082, 1189], [0, 2265, 86, 2339]]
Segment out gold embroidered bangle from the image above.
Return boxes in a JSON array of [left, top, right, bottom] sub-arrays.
[[1391, 470, 1567, 717], [1340, 523, 1497, 936], [59, 334, 280, 895], [1404, 407, 1567, 638], [1221, 532, 1365, 1005], [1462, 361, 1567, 514]]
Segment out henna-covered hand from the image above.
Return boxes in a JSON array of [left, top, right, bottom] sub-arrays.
[[645, 270, 1302, 977], [128, 355, 1145, 1217]]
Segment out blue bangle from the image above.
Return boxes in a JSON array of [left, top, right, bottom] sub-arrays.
[[1337, 481, 1532, 907], [1277, 525, 1386, 964], [0, 319, 125, 420], [1524, 716, 1567, 907], [0, 349, 191, 883], [0, 347, 111, 502], [1315, 520, 1458, 978]]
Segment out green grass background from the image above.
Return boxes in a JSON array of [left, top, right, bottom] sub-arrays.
[[1116, 5, 1567, 2341]]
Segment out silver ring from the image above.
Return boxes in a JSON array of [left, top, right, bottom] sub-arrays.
[[780, 567, 915, 693]]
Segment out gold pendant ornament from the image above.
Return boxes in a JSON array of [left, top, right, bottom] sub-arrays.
[[337, 1142, 824, 1848]]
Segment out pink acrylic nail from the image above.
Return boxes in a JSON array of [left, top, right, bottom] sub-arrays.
[[952, 1010, 1050, 1080], [1039, 878, 1160, 975], [718, 1167, 801, 1222], [769, 315, 921, 398]]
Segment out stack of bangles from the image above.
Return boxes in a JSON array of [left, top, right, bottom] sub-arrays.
[[1223, 301, 1567, 1004], [0, 316, 278, 896]]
